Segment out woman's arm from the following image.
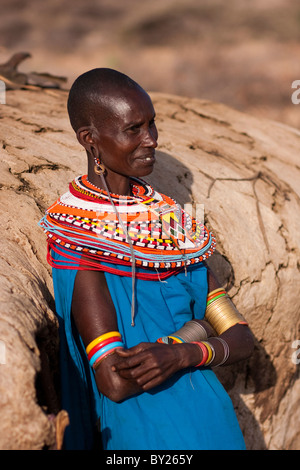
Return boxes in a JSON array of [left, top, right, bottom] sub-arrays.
[[204, 264, 254, 366], [71, 269, 142, 402], [71, 269, 201, 402], [111, 266, 254, 391], [113, 325, 254, 390], [72, 265, 254, 402]]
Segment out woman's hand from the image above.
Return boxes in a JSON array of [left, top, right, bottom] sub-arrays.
[[111, 342, 200, 391]]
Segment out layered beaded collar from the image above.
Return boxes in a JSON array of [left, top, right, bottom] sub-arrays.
[[69, 174, 159, 206], [40, 175, 216, 278]]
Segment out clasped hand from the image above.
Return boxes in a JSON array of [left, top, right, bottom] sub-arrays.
[[111, 342, 194, 392]]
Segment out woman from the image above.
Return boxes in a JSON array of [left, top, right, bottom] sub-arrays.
[[40, 68, 254, 450]]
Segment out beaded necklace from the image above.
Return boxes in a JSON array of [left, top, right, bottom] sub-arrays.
[[40, 174, 216, 325], [40, 174, 215, 271]]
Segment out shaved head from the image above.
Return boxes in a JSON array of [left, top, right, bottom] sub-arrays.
[[67, 68, 144, 132]]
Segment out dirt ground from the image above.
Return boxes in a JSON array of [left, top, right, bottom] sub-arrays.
[[1, 0, 300, 129]]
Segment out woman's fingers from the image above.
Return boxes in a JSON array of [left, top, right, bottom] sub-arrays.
[[112, 342, 160, 369], [116, 361, 171, 389], [112, 343, 179, 389]]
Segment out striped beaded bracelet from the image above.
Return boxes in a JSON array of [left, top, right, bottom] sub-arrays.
[[157, 335, 185, 344]]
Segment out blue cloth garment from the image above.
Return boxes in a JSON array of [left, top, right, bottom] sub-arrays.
[[52, 251, 246, 450]]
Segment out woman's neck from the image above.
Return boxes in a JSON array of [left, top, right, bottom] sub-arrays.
[[87, 170, 131, 196]]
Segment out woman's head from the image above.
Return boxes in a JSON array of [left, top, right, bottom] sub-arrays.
[[67, 68, 158, 193], [67, 68, 141, 132]]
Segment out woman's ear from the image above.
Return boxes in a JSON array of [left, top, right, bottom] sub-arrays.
[[76, 126, 94, 151], [76, 125, 101, 160]]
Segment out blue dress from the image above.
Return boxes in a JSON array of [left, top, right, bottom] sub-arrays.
[[52, 251, 246, 450]]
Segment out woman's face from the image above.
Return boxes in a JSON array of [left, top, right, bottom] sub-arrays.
[[92, 88, 158, 190]]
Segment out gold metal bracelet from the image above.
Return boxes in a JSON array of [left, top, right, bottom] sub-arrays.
[[205, 296, 246, 335], [171, 320, 208, 342]]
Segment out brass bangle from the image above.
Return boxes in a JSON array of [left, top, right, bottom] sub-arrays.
[[205, 296, 246, 335], [214, 337, 230, 366], [171, 320, 208, 343]]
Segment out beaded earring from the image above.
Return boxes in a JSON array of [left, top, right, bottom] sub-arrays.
[[94, 156, 106, 175]]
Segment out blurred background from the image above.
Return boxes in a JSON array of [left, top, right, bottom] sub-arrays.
[[1, 0, 300, 128]]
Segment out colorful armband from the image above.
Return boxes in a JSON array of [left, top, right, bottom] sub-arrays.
[[85, 331, 124, 370], [191, 341, 216, 367]]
